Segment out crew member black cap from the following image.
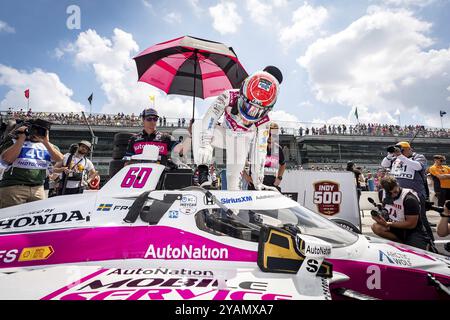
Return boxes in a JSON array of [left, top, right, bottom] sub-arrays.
[[141, 108, 159, 118]]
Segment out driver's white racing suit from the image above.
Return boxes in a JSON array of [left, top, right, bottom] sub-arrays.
[[195, 89, 271, 191]]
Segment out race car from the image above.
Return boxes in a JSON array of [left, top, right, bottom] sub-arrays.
[[0, 147, 449, 300]]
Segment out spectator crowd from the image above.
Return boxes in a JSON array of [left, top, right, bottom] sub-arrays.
[[3, 109, 449, 138], [4, 109, 189, 128], [297, 123, 450, 138]]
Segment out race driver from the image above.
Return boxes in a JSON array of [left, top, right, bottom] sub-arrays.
[[195, 66, 282, 191], [125, 108, 183, 165]]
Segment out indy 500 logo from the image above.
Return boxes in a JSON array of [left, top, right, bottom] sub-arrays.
[[313, 181, 342, 216]]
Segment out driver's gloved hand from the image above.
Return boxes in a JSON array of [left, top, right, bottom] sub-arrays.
[[198, 145, 213, 164]]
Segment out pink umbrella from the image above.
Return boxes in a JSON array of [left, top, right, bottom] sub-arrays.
[[134, 36, 248, 118]]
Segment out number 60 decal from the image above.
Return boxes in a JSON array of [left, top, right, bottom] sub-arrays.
[[121, 167, 153, 188]]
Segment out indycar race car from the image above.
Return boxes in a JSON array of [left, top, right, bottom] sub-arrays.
[[0, 147, 449, 300]]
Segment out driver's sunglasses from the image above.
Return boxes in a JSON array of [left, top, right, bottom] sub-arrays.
[[145, 116, 159, 122]]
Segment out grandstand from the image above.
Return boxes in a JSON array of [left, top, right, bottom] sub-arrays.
[[1, 111, 449, 179]]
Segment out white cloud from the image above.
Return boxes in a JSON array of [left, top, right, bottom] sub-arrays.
[[52, 43, 76, 60], [245, 0, 272, 25], [273, 0, 288, 7], [381, 0, 435, 7], [70, 28, 195, 118], [142, 0, 153, 9], [270, 110, 301, 128], [53, 48, 65, 60], [0, 20, 15, 34], [164, 12, 182, 24], [187, 0, 204, 16], [209, 1, 242, 35], [279, 2, 328, 49], [311, 116, 352, 126], [299, 9, 450, 127], [0, 65, 85, 112]]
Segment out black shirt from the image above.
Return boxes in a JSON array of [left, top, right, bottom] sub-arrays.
[[264, 145, 286, 173], [125, 130, 179, 165]]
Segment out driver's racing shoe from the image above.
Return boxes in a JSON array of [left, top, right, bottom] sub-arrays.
[[197, 165, 212, 188]]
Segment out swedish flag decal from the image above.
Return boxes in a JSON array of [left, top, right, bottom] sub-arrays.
[[97, 204, 113, 211]]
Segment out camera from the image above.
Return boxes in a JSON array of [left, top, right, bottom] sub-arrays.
[[368, 197, 391, 220], [387, 145, 402, 154], [370, 208, 390, 221], [68, 143, 78, 155], [13, 119, 52, 138], [425, 200, 450, 216]]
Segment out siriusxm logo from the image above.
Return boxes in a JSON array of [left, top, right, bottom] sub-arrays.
[[220, 196, 253, 204]]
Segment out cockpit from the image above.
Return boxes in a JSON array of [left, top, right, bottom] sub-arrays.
[[195, 205, 359, 248]]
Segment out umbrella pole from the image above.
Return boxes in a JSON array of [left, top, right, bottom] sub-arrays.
[[192, 50, 198, 120]]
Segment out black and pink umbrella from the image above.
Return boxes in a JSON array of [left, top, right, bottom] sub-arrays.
[[134, 36, 248, 119]]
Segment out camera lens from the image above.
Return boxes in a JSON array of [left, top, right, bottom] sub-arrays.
[[386, 146, 396, 153]]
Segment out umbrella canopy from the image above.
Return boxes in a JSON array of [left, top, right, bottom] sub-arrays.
[[134, 36, 248, 118]]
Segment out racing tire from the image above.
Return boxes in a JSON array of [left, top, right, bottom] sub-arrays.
[[109, 159, 125, 178], [330, 218, 361, 234]]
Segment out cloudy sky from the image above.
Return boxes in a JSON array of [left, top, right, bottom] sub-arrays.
[[0, 0, 449, 128]]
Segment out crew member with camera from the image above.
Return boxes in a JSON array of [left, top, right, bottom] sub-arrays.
[[125, 108, 183, 165], [381, 141, 435, 245], [0, 119, 63, 208], [371, 176, 431, 250], [437, 200, 450, 237], [53, 140, 98, 195]]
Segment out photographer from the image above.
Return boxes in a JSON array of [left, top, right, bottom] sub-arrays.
[[371, 176, 431, 250], [0, 119, 63, 208], [381, 141, 435, 245], [437, 201, 450, 237], [54, 140, 98, 195]]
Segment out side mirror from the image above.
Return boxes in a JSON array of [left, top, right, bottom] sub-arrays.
[[257, 226, 332, 278]]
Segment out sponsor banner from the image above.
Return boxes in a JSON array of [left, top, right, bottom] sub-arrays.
[[19, 246, 54, 262], [35, 268, 298, 300], [378, 250, 412, 267], [133, 141, 168, 156], [180, 195, 197, 215], [313, 181, 342, 216], [220, 196, 252, 204], [168, 210, 179, 219], [97, 204, 130, 212], [282, 171, 360, 231], [302, 244, 331, 258], [0, 210, 89, 231], [0, 226, 257, 269], [144, 244, 228, 260]]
